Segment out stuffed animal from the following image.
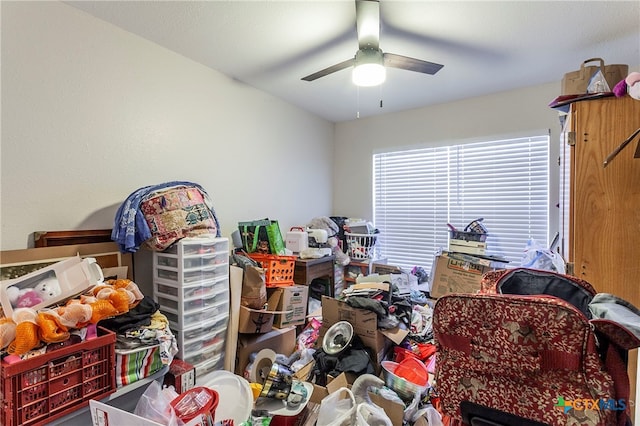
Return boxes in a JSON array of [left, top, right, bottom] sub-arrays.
[[613, 71, 640, 100], [6, 276, 63, 309], [7, 278, 145, 353], [626, 72, 640, 100]]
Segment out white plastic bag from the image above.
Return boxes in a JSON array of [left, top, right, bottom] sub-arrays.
[[134, 380, 181, 426], [521, 239, 565, 274], [356, 402, 393, 426], [317, 387, 357, 426]]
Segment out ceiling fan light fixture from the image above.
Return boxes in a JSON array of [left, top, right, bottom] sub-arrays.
[[352, 48, 386, 87]]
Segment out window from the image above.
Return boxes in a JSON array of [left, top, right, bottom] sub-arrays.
[[373, 134, 550, 272]]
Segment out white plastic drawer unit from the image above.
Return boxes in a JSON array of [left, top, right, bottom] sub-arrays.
[[153, 236, 230, 377]]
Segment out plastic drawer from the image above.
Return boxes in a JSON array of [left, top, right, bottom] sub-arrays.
[[193, 352, 225, 377], [164, 307, 228, 331], [156, 289, 229, 314], [183, 252, 228, 269], [175, 314, 228, 342], [155, 278, 228, 300], [155, 252, 228, 270], [155, 264, 228, 284], [163, 237, 228, 256], [185, 347, 225, 369]]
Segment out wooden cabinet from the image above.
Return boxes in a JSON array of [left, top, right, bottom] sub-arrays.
[[560, 95, 640, 415], [561, 95, 640, 303]]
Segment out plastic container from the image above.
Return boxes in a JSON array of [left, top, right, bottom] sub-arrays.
[[345, 232, 378, 260], [171, 386, 219, 423], [381, 360, 429, 401], [0, 326, 116, 426], [394, 358, 429, 386], [247, 253, 296, 287]]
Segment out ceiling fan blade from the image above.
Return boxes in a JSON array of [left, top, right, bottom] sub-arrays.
[[301, 58, 356, 81], [383, 52, 444, 75], [356, 0, 380, 50]]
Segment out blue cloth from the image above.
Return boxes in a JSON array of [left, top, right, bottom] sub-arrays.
[[111, 181, 220, 253]]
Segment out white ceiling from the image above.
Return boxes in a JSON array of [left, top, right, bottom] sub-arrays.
[[64, 1, 640, 123]]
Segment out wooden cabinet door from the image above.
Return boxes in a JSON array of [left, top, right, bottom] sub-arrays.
[[570, 95, 640, 305], [569, 96, 640, 418]]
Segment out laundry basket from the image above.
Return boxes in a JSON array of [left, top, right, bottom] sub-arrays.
[[345, 232, 378, 260]]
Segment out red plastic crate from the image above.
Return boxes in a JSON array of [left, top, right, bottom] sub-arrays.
[[1, 326, 116, 426], [247, 253, 296, 287]]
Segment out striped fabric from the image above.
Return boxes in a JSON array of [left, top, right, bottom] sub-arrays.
[[115, 345, 164, 387]]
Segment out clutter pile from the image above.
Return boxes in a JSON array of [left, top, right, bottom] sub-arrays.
[[236, 259, 442, 426]]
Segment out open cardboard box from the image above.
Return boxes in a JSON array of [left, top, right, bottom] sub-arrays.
[[237, 289, 293, 334], [235, 326, 297, 377], [319, 295, 408, 372]]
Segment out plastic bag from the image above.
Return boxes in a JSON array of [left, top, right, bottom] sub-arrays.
[[520, 239, 566, 274], [134, 380, 180, 426], [356, 402, 393, 426], [317, 387, 356, 426]]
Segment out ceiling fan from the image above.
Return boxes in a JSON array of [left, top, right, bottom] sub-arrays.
[[301, 0, 444, 87]]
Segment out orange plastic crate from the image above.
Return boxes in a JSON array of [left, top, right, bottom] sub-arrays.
[[247, 253, 296, 287], [1, 326, 116, 426]]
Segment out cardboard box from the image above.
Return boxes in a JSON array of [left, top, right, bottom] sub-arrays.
[[429, 251, 505, 298], [238, 305, 276, 333], [163, 358, 196, 394], [235, 326, 296, 377], [237, 292, 291, 334], [319, 296, 407, 372], [268, 285, 309, 328]]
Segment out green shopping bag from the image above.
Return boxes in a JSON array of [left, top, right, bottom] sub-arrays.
[[238, 219, 285, 255]]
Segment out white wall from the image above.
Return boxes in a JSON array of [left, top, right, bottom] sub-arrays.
[[333, 82, 564, 241], [1, 1, 334, 251]]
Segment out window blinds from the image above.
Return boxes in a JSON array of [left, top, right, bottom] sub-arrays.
[[373, 135, 550, 272]]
